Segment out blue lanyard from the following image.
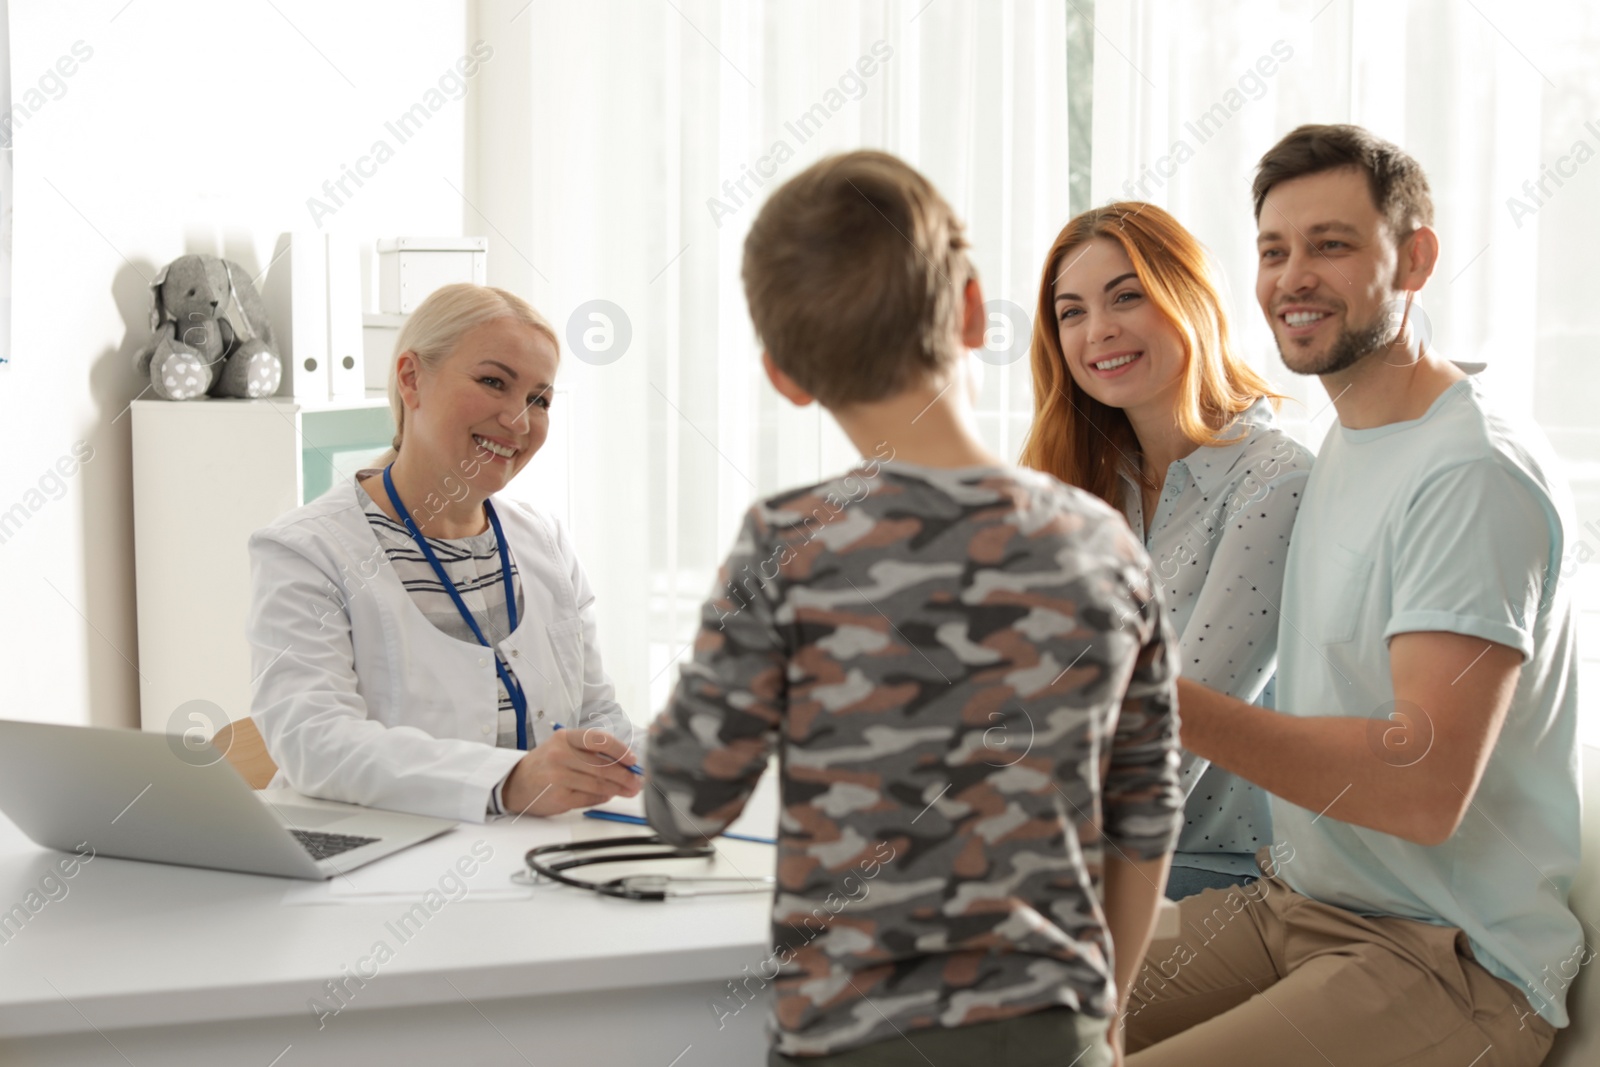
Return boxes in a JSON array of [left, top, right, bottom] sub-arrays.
[[382, 465, 530, 750]]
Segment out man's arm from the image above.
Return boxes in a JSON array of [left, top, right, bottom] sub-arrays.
[[1176, 630, 1522, 846]]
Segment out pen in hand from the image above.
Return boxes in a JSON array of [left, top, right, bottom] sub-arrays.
[[550, 722, 644, 776]]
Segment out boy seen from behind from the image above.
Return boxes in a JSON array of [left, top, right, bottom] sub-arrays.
[[646, 150, 1183, 1067]]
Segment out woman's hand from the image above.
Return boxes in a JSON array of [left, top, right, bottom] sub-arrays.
[[500, 728, 641, 816]]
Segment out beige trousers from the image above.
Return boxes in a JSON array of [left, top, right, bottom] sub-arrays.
[[1124, 864, 1558, 1066]]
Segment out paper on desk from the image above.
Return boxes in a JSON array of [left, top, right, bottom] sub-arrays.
[[283, 826, 775, 906], [281, 758, 783, 906], [280, 820, 561, 905]]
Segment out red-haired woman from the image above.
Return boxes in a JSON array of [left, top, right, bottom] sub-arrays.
[[1021, 202, 1313, 900]]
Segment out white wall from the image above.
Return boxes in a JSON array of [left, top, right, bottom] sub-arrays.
[[0, 0, 476, 728]]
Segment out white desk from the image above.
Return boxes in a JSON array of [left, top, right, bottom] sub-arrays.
[[0, 795, 777, 1067], [0, 791, 1180, 1067]]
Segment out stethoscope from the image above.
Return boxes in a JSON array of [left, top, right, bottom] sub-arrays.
[[511, 835, 776, 901], [382, 468, 774, 902]]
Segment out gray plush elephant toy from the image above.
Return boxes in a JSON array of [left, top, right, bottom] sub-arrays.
[[134, 255, 283, 401]]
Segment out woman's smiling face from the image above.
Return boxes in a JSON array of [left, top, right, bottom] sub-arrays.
[[1052, 237, 1187, 415], [400, 316, 559, 495]]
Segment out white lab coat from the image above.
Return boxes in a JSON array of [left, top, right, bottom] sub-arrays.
[[246, 475, 631, 822]]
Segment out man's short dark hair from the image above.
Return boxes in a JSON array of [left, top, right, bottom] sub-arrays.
[[1253, 124, 1434, 236]]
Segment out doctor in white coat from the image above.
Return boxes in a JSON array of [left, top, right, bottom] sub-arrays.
[[247, 283, 640, 822]]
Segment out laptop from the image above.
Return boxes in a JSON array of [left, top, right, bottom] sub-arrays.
[[0, 720, 458, 880]]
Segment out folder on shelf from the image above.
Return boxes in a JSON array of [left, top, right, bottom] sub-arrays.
[[261, 233, 330, 400], [326, 233, 366, 400]]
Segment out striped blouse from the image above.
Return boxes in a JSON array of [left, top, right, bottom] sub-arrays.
[[360, 493, 527, 755]]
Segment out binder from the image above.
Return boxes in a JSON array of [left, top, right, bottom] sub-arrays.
[[325, 234, 365, 399], [261, 233, 330, 400]]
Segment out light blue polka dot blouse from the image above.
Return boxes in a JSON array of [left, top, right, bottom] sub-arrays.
[[1119, 398, 1315, 878]]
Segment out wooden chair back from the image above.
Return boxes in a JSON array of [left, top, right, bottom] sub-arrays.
[[210, 716, 278, 790]]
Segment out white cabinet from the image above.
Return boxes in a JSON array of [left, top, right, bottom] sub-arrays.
[[130, 390, 572, 732], [131, 394, 395, 731]]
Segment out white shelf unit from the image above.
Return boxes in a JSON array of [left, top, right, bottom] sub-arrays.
[[131, 393, 395, 731]]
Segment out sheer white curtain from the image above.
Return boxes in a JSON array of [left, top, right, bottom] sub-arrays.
[[1087, 0, 1600, 738], [472, 0, 1072, 723]]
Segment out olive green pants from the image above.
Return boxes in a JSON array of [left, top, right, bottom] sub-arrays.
[[769, 1008, 1113, 1066]]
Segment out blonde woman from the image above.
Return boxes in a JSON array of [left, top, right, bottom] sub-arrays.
[[247, 284, 639, 822]]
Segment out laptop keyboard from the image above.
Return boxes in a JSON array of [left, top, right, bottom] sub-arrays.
[[289, 828, 381, 861]]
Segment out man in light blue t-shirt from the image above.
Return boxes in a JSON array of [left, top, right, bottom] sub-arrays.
[[1124, 125, 1583, 1067]]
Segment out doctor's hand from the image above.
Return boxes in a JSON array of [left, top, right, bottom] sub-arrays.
[[500, 728, 641, 817]]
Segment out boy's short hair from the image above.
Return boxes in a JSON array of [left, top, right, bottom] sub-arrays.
[[741, 150, 973, 408], [1252, 123, 1434, 238]]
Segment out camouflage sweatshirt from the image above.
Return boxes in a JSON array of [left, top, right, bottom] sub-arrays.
[[645, 458, 1183, 1058]]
